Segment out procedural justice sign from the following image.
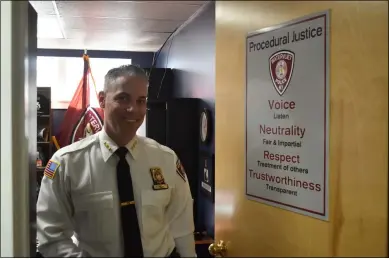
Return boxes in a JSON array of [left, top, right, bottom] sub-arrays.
[[245, 11, 330, 220]]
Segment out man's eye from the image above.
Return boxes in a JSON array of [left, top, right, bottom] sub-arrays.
[[137, 99, 146, 104]]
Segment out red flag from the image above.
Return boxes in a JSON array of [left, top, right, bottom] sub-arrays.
[[56, 54, 104, 148]]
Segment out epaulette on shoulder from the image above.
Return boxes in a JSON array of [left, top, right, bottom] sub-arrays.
[[140, 136, 159, 147], [55, 134, 98, 157], [139, 136, 175, 156], [158, 143, 175, 156]]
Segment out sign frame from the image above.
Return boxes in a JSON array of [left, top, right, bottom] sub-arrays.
[[200, 153, 215, 202], [244, 10, 330, 221]]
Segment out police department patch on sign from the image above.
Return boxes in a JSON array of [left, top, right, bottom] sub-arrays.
[[269, 50, 295, 96], [44, 160, 60, 179], [176, 159, 187, 182]]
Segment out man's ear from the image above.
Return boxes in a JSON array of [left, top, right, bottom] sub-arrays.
[[98, 91, 106, 109]]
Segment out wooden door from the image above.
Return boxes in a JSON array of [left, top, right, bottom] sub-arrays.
[[214, 1, 388, 257]]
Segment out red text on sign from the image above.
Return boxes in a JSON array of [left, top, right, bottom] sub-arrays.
[[268, 100, 295, 110], [264, 150, 300, 164]]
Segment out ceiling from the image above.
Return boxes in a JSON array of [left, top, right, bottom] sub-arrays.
[[30, 1, 207, 52]]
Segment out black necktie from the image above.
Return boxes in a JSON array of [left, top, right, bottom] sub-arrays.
[[115, 147, 144, 257]]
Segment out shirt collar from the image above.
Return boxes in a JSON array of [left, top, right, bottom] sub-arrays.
[[99, 129, 139, 162]]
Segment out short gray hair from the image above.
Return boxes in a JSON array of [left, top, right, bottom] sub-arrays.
[[104, 64, 149, 91]]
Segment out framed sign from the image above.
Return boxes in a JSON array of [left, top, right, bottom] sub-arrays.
[[200, 154, 214, 202], [245, 11, 330, 220]]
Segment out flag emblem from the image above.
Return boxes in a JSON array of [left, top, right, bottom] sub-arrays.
[[70, 106, 103, 143], [44, 160, 60, 179]]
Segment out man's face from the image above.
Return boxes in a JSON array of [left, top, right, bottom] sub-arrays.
[[99, 75, 148, 135]]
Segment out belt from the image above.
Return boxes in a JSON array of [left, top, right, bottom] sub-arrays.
[[168, 247, 180, 258]]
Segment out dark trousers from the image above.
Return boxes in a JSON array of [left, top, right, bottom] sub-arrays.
[[168, 247, 180, 258]]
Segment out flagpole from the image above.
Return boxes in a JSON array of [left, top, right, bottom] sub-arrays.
[[81, 50, 88, 133], [82, 49, 88, 110]]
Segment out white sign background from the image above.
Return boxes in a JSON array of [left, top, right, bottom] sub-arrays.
[[245, 11, 330, 220]]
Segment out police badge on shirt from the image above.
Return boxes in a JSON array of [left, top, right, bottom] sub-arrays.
[[150, 167, 169, 190]]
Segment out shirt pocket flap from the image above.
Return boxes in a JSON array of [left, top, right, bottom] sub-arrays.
[[141, 189, 171, 207], [73, 191, 114, 211]]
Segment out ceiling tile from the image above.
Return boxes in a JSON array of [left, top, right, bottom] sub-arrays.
[[37, 16, 64, 39], [64, 28, 170, 43], [29, 1, 56, 15], [34, 1, 207, 52], [61, 16, 182, 33], [56, 1, 202, 20], [38, 38, 163, 52]]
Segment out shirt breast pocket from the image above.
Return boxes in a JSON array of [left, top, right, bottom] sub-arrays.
[[141, 189, 171, 238], [73, 191, 115, 242]]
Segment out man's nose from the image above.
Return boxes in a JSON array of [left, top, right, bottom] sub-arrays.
[[126, 105, 134, 112], [126, 100, 139, 112]]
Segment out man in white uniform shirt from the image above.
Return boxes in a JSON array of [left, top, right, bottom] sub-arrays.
[[36, 65, 196, 257]]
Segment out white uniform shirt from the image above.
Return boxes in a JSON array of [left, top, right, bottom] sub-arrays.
[[37, 130, 196, 257]]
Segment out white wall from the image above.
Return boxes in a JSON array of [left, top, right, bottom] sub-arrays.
[[1, 2, 14, 255]]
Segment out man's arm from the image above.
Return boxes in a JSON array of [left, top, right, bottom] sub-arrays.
[[166, 155, 196, 257], [37, 154, 85, 257]]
